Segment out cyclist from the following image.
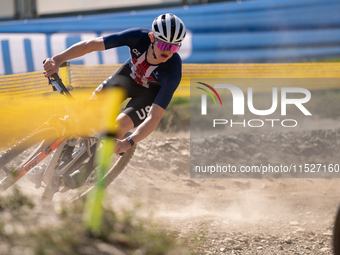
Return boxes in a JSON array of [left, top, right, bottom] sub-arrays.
[[43, 13, 186, 156]]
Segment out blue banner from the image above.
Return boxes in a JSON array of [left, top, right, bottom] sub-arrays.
[[0, 0, 339, 74]]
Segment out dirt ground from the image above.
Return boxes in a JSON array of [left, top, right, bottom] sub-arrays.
[[106, 128, 339, 255], [3, 120, 340, 254]]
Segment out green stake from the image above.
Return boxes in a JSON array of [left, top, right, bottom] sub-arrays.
[[83, 87, 125, 233]]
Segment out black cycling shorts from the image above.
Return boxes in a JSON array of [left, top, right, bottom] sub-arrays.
[[91, 63, 160, 127]]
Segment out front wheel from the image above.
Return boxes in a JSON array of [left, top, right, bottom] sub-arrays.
[[78, 131, 137, 196], [102, 137, 136, 189], [52, 132, 136, 201]]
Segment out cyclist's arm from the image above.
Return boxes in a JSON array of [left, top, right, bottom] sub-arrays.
[[44, 37, 105, 77], [131, 104, 164, 143], [115, 104, 164, 155]]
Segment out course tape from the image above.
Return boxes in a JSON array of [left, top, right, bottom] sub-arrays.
[[1, 63, 340, 98]]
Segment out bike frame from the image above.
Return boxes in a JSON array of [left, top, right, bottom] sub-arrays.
[[11, 137, 64, 182]]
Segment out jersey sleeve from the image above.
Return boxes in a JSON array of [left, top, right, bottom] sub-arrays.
[[153, 55, 182, 109], [103, 28, 148, 50]]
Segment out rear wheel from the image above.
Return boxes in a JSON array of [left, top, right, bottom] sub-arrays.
[[0, 127, 60, 191]]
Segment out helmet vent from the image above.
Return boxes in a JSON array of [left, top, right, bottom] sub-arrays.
[[158, 35, 166, 42], [176, 23, 183, 41], [153, 20, 159, 33], [170, 14, 176, 42]]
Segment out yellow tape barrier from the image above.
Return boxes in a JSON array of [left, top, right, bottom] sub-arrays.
[[0, 62, 339, 146], [1, 63, 340, 98], [0, 89, 119, 146]]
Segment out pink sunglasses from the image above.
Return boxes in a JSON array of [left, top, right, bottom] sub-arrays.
[[155, 40, 181, 53]]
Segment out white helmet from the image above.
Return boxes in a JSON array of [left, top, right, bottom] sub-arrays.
[[152, 13, 186, 44]]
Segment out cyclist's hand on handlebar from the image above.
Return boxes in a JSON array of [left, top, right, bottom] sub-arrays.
[[43, 58, 59, 77], [115, 139, 131, 156]]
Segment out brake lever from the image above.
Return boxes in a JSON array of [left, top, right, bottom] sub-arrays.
[[48, 76, 63, 94]]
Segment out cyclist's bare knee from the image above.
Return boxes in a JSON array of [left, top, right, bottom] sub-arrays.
[[116, 113, 134, 139]]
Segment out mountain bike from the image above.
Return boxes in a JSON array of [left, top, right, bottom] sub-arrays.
[[0, 69, 136, 201]]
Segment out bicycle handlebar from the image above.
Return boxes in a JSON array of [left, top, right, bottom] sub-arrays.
[[43, 59, 74, 100]]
